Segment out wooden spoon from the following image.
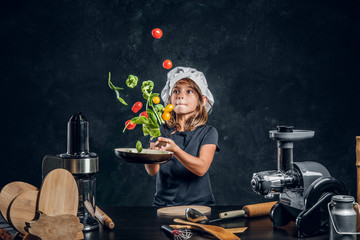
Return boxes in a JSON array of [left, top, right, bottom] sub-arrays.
[[173, 218, 240, 240], [38, 168, 79, 216], [8, 190, 38, 235], [0, 182, 37, 223], [170, 224, 247, 234]]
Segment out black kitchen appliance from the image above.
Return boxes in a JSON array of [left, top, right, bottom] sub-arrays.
[[251, 126, 348, 237], [42, 113, 99, 231]]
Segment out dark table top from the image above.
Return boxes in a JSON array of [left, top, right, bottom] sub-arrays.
[[83, 206, 329, 240]]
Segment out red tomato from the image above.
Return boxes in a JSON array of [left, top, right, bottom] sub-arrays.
[[131, 101, 143, 113], [163, 59, 173, 69], [139, 111, 148, 118], [125, 120, 136, 130], [151, 28, 163, 39]]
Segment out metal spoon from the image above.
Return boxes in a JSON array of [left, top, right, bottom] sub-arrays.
[[185, 208, 212, 224], [185, 208, 246, 224]]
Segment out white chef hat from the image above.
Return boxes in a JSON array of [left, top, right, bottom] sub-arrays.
[[161, 66, 214, 112]]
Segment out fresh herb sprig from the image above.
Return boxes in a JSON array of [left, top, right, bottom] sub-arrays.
[[109, 73, 167, 153], [108, 72, 139, 105], [136, 140, 143, 153]]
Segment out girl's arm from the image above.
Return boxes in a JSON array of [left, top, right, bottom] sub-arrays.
[[154, 137, 217, 176], [145, 163, 159, 176], [144, 142, 160, 176]]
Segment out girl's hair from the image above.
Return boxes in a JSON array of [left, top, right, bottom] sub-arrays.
[[166, 78, 212, 132]]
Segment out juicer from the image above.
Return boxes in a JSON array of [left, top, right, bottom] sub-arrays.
[[251, 126, 349, 237], [42, 113, 99, 231]]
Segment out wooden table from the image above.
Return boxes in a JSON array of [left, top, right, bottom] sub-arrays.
[[82, 206, 329, 240]]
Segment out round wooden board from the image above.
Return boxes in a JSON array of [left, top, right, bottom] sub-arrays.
[[157, 205, 211, 217], [0, 181, 37, 223], [9, 190, 38, 235], [38, 168, 79, 216]]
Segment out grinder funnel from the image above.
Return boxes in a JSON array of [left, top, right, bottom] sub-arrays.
[[66, 113, 89, 156], [42, 113, 99, 231]]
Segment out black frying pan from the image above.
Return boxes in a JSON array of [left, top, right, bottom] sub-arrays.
[[114, 148, 173, 164]]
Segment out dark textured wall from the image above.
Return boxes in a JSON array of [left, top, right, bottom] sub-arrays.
[[1, 0, 360, 206]]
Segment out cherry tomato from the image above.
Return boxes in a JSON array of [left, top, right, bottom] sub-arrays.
[[164, 104, 174, 112], [131, 101, 143, 113], [125, 120, 136, 130], [151, 28, 163, 39], [162, 111, 171, 121], [153, 96, 160, 104], [139, 111, 149, 118], [163, 59, 173, 69]]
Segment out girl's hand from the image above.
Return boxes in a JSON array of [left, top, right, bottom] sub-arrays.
[[154, 137, 179, 153], [149, 142, 158, 150], [149, 142, 165, 150]]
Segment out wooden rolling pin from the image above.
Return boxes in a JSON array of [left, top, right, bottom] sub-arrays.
[[219, 201, 277, 219], [95, 206, 115, 230], [84, 201, 115, 229]]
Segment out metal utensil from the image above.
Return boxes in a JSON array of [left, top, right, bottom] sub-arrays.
[[185, 208, 246, 224], [161, 225, 192, 240]]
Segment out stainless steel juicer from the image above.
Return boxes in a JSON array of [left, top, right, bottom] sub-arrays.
[[42, 113, 99, 231], [251, 126, 349, 237]]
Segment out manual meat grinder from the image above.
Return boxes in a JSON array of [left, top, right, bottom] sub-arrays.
[[42, 113, 99, 231], [251, 126, 349, 237]]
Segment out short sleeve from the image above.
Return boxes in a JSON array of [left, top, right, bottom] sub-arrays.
[[201, 126, 220, 152]]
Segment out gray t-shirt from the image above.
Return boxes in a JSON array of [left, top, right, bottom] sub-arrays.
[[151, 124, 219, 206]]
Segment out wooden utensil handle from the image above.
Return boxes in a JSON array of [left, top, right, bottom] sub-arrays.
[[356, 137, 360, 204], [95, 206, 115, 229], [84, 201, 95, 217], [242, 201, 277, 218]]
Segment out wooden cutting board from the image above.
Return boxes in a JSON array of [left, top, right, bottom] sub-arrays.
[[38, 169, 79, 216], [0, 181, 37, 223], [174, 218, 240, 240], [157, 205, 211, 217], [8, 190, 38, 235]]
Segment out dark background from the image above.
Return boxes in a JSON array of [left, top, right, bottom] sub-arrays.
[[1, 0, 359, 206]]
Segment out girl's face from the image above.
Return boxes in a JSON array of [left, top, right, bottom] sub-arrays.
[[170, 82, 199, 116]]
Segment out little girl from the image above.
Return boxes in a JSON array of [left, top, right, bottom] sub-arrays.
[[145, 66, 219, 207]]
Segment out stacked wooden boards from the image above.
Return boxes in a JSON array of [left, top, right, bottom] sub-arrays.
[[0, 169, 83, 240]]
